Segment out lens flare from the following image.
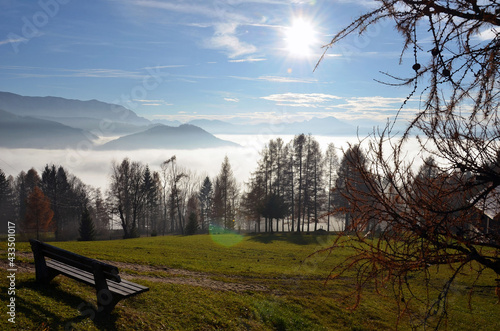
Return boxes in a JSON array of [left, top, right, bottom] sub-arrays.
[[209, 225, 244, 247], [285, 17, 318, 58]]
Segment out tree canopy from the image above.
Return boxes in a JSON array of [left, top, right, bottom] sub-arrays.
[[25, 186, 54, 240]]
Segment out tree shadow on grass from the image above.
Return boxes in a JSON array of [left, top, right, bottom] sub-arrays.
[[247, 232, 332, 245], [18, 279, 118, 330]]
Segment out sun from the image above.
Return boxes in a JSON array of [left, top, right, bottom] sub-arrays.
[[285, 18, 318, 58]]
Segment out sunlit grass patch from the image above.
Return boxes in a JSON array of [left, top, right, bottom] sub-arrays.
[[1, 234, 499, 330]]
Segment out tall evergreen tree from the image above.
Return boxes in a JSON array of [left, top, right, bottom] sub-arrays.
[[79, 208, 96, 241], [185, 212, 198, 235], [198, 176, 213, 231], [142, 166, 157, 235], [40, 165, 87, 240], [16, 168, 41, 224], [0, 170, 15, 231]]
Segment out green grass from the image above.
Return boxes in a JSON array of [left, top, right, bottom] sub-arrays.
[[1, 234, 499, 330]]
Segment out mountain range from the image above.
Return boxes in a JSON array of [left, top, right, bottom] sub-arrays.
[[0, 91, 363, 150]]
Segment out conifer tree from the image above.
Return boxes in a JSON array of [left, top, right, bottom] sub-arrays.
[[185, 212, 198, 235], [0, 169, 15, 228], [199, 176, 213, 231], [79, 208, 96, 241]]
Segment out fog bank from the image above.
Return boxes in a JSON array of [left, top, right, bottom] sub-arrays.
[[0, 135, 424, 191]]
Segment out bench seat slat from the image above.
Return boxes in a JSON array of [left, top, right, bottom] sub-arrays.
[[43, 250, 120, 282], [46, 260, 146, 297], [46, 260, 132, 297], [47, 259, 94, 281], [115, 278, 149, 293]]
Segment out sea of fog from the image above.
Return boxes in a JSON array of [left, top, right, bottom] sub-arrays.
[[0, 135, 425, 191]]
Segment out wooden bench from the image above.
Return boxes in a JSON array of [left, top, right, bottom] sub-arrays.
[[29, 239, 149, 315]]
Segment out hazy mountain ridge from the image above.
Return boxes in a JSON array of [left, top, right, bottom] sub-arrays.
[[0, 109, 96, 149], [186, 117, 364, 136], [97, 124, 239, 150], [0, 91, 150, 125], [38, 116, 161, 136]]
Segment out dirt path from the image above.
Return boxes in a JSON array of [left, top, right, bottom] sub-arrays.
[[101, 259, 268, 292], [1, 252, 268, 293]]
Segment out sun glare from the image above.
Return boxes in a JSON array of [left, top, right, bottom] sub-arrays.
[[285, 18, 317, 58]]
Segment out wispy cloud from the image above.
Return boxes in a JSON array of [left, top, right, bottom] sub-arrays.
[[329, 96, 406, 112], [261, 92, 342, 107], [205, 22, 257, 58], [142, 65, 187, 70], [129, 0, 249, 22], [334, 0, 378, 8], [124, 0, 262, 59], [260, 93, 417, 122], [325, 96, 417, 122], [229, 75, 316, 83], [259, 76, 317, 83], [11, 68, 143, 79], [0, 37, 27, 46], [132, 99, 173, 107], [0, 65, 174, 79], [228, 58, 266, 63], [224, 97, 240, 102]]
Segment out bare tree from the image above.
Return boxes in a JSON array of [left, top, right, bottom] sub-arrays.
[[109, 158, 145, 238], [315, 1, 500, 328], [325, 143, 340, 232], [88, 188, 111, 237], [293, 134, 306, 232], [162, 156, 187, 234], [213, 156, 238, 230]]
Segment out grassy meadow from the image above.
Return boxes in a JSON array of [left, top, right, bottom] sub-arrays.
[[1, 233, 499, 330]]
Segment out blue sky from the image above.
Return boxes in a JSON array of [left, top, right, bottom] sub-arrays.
[[0, 0, 420, 126]]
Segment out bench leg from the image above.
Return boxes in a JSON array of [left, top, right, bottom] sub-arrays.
[[96, 289, 122, 316], [92, 262, 122, 316], [31, 240, 60, 284]]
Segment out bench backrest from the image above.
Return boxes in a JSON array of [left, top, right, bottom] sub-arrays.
[[29, 239, 121, 282]]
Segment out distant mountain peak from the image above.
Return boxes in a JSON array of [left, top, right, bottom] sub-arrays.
[[97, 124, 238, 150]]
